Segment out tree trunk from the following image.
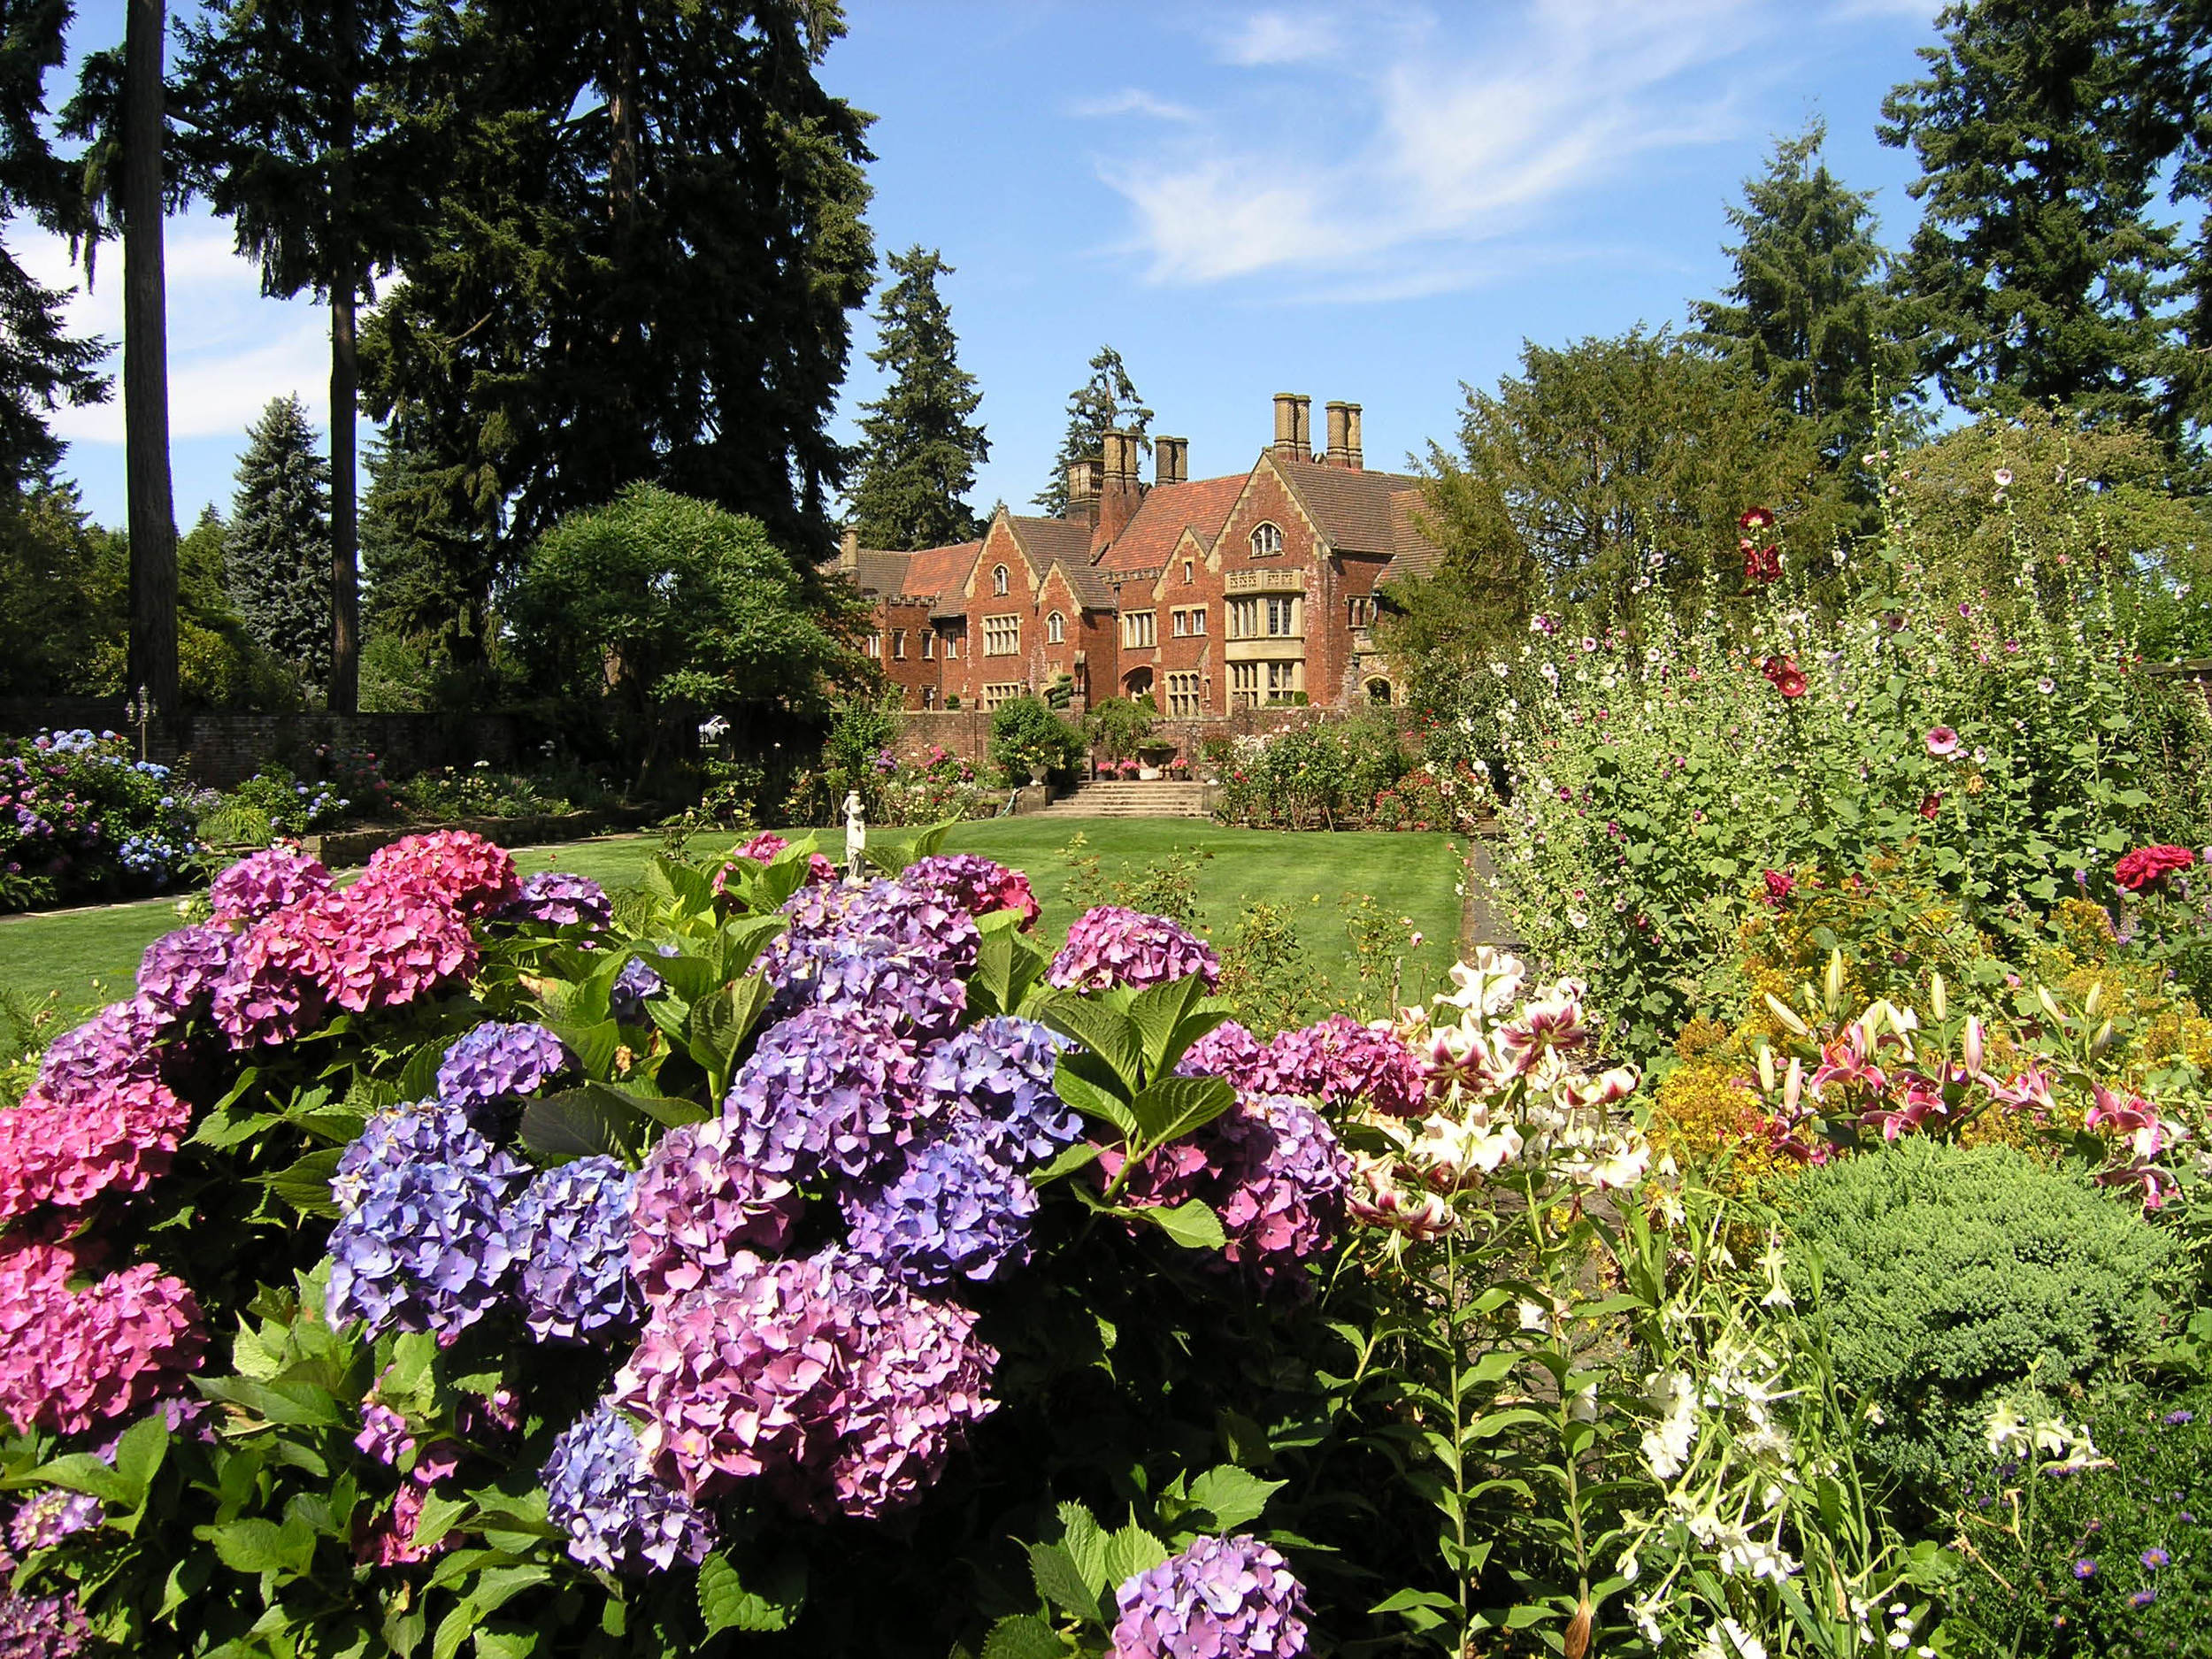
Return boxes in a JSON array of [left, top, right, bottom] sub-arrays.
[[122, 0, 176, 713], [326, 0, 361, 713], [609, 2, 638, 227]]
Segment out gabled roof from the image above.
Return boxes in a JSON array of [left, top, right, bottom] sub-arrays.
[[1385, 488, 1444, 581], [1005, 516, 1094, 572], [1098, 475, 1245, 576], [1047, 557, 1114, 611], [1263, 457, 1444, 580], [899, 540, 981, 603], [847, 548, 913, 599]]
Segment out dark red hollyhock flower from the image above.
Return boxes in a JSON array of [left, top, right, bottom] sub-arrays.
[[1762, 656, 1807, 698], [1763, 869, 1794, 906], [1742, 542, 1781, 584], [2116, 844, 2196, 892], [1919, 793, 1942, 820], [1738, 506, 1777, 532]]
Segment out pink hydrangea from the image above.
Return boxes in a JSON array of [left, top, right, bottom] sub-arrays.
[[714, 832, 837, 895], [135, 924, 235, 1026], [357, 830, 519, 918], [207, 844, 332, 925], [1256, 1016, 1426, 1118], [904, 854, 1041, 930], [627, 1118, 803, 1302], [210, 906, 332, 1048], [613, 1250, 996, 1518], [1048, 906, 1220, 994], [0, 1002, 187, 1220], [0, 1234, 205, 1436], [1176, 1020, 1271, 1094], [294, 882, 479, 1013]]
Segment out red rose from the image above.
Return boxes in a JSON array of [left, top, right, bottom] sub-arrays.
[[2115, 844, 2196, 892]]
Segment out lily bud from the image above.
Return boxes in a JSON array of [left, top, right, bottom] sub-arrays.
[[1758, 1042, 1777, 1092], [2091, 1018, 2115, 1058], [2035, 985, 2064, 1026], [1963, 1016, 1986, 1076], [1783, 1056, 1803, 1115], [1928, 972, 1947, 1022], [1763, 992, 1810, 1037], [1824, 949, 1846, 1010], [2084, 980, 2104, 1020]]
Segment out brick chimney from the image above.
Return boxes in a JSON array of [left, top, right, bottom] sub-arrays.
[[1344, 403, 1363, 470], [1155, 435, 1188, 486], [1094, 428, 1146, 554], [837, 526, 859, 569], [1271, 393, 1300, 457], [1325, 402, 1363, 470], [1292, 395, 1312, 460], [1066, 456, 1102, 528]]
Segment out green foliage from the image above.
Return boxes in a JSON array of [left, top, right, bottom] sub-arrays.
[[1214, 901, 1321, 1037], [1782, 1139, 2182, 1495], [227, 394, 334, 691], [846, 246, 989, 550], [1082, 694, 1156, 763], [987, 695, 1082, 782], [1212, 715, 1408, 831], [1690, 118, 1916, 480], [360, 427, 503, 679], [1035, 345, 1151, 516]]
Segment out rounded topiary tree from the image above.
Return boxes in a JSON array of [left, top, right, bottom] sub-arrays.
[[1782, 1138, 2185, 1497], [987, 695, 1082, 783]]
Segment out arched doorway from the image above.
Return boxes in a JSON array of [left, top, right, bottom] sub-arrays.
[[1365, 678, 1394, 706], [1123, 667, 1154, 701]]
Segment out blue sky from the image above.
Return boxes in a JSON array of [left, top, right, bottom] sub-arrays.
[[17, 0, 1949, 530]]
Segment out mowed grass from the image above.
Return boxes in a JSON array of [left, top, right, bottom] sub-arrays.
[[0, 821, 1471, 1018]]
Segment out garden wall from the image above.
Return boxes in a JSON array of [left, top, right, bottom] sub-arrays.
[[892, 703, 1340, 771], [0, 701, 526, 787]]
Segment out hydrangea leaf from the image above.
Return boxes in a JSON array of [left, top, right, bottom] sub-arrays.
[[518, 1090, 649, 1164], [1040, 997, 1144, 1093], [1143, 1199, 1226, 1252], [699, 1550, 806, 1633], [1029, 1540, 1104, 1621], [1100, 1520, 1171, 1593], [980, 1614, 1066, 1659], [1056, 1501, 1111, 1594], [261, 1148, 344, 1217], [1183, 1464, 1286, 1532], [1050, 1062, 1136, 1136], [1128, 1075, 1234, 1148]]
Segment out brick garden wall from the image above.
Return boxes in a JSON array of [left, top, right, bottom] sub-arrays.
[[0, 701, 526, 788], [891, 702, 1343, 773]]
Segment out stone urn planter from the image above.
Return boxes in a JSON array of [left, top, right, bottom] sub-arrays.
[[1136, 741, 1177, 781]]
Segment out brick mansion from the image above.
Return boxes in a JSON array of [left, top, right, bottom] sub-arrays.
[[835, 393, 1442, 717]]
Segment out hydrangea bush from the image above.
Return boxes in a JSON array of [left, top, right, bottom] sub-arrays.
[[0, 729, 201, 910]]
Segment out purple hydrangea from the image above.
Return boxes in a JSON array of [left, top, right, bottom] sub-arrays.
[[612, 1249, 996, 1519], [760, 878, 980, 1037], [31, 999, 164, 1105], [724, 1007, 918, 1181], [542, 1402, 714, 1576], [499, 870, 612, 931], [325, 1156, 521, 1339], [1048, 906, 1220, 994], [355, 1402, 414, 1465], [776, 937, 970, 1040], [780, 877, 983, 967], [1110, 1534, 1311, 1659], [916, 1017, 1079, 1170], [437, 1022, 571, 1118], [0, 1588, 89, 1656], [1176, 1019, 1270, 1094], [1256, 1016, 1426, 1118], [8, 1487, 102, 1553], [627, 1118, 802, 1303], [843, 1133, 1039, 1286], [609, 956, 667, 1025], [134, 924, 234, 1026], [332, 1101, 526, 1215], [511, 1156, 642, 1342], [902, 853, 1041, 928], [207, 845, 332, 925]]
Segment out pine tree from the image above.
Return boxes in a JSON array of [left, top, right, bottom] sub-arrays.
[[360, 0, 875, 570], [1690, 120, 1916, 477], [175, 0, 426, 714], [1879, 0, 2193, 433], [1034, 345, 1151, 515], [227, 395, 333, 688], [360, 427, 495, 664], [845, 247, 988, 550]]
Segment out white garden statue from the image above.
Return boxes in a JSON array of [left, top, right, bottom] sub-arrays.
[[843, 789, 866, 879]]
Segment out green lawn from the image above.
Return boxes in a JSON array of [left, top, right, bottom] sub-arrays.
[[0, 822, 1471, 1018]]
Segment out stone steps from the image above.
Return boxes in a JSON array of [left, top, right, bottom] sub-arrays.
[[1032, 781, 1211, 819]]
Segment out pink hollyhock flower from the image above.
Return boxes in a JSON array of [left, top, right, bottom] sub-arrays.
[[1762, 869, 1794, 906], [1919, 793, 1942, 820], [1924, 726, 1961, 758]]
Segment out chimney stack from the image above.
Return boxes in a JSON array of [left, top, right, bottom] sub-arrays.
[[1067, 457, 1102, 528], [1325, 402, 1363, 469], [1292, 395, 1312, 460], [1094, 427, 1146, 554], [1156, 435, 1187, 486], [837, 526, 859, 568], [1272, 393, 1299, 457]]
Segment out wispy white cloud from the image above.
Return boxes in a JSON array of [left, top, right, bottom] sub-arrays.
[[9, 213, 330, 446], [1101, 0, 1776, 296], [1068, 88, 1201, 123]]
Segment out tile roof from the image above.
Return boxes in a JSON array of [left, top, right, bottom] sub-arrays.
[[848, 549, 912, 599], [1384, 488, 1444, 581], [1006, 516, 1094, 571], [1048, 558, 1115, 611], [898, 540, 981, 602], [1273, 457, 1413, 554], [1098, 474, 1246, 575]]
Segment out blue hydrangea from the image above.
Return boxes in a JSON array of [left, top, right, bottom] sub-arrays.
[[724, 1006, 918, 1181], [501, 871, 612, 931], [609, 956, 667, 1025], [437, 1022, 571, 1118], [842, 1133, 1039, 1287], [916, 1017, 1079, 1171], [510, 1156, 642, 1343], [332, 1101, 526, 1214], [760, 879, 977, 1038], [325, 1156, 521, 1339], [542, 1402, 713, 1575]]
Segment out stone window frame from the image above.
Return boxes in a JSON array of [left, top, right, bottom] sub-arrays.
[[1165, 671, 1203, 717], [1048, 611, 1065, 644], [992, 563, 1010, 596], [983, 615, 1020, 656], [892, 629, 906, 660], [1122, 610, 1157, 649], [980, 681, 1025, 710], [1248, 522, 1284, 557], [1229, 661, 1260, 708]]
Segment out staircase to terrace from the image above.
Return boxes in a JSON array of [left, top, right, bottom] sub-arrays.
[[1030, 780, 1211, 819]]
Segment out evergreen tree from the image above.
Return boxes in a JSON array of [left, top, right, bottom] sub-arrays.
[[360, 0, 875, 572], [1879, 0, 2193, 434], [227, 395, 333, 687], [1690, 120, 1916, 477], [174, 0, 427, 714], [0, 0, 110, 495], [360, 427, 495, 664], [845, 246, 988, 549], [1034, 344, 1151, 515]]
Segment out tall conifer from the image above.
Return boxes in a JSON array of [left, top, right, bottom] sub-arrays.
[[1035, 345, 1151, 516], [227, 395, 332, 689], [846, 246, 987, 550]]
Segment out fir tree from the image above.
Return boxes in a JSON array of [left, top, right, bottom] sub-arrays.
[[1690, 120, 1916, 477], [845, 246, 988, 549], [1879, 0, 2193, 434], [227, 395, 333, 688], [1035, 345, 1151, 515], [360, 427, 495, 664]]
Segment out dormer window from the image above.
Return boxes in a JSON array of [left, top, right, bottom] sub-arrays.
[[992, 564, 1010, 596], [1249, 523, 1284, 557]]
